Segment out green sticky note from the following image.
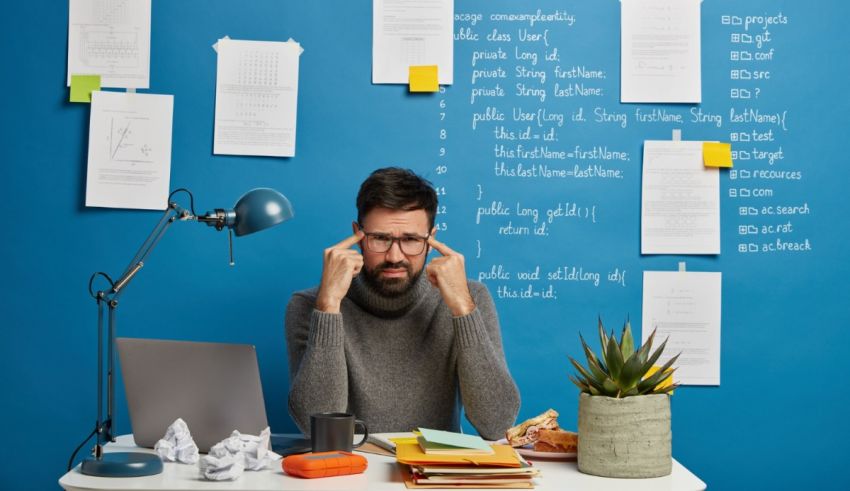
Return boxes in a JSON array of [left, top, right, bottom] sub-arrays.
[[418, 427, 491, 451], [70, 75, 101, 103]]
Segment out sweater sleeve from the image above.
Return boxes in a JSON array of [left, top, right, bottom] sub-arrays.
[[284, 292, 349, 435], [453, 282, 521, 440]]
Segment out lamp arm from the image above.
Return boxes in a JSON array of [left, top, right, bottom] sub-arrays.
[[91, 201, 193, 456], [106, 300, 117, 442], [95, 293, 105, 454], [112, 202, 192, 297], [117, 206, 175, 284]]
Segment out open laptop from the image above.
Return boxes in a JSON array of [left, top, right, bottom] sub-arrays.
[[116, 338, 310, 454]]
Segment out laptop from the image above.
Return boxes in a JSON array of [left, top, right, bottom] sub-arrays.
[[117, 338, 310, 454]]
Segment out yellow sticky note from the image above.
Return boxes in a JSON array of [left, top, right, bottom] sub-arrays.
[[703, 142, 733, 168], [70, 75, 101, 103], [644, 365, 675, 394], [409, 65, 439, 92]]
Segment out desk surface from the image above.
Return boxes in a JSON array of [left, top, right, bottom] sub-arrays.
[[60, 435, 706, 491]]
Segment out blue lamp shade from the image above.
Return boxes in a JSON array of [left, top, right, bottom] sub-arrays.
[[232, 188, 294, 236]]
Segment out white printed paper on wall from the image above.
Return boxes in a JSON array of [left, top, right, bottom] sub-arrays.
[[642, 270, 721, 386], [213, 38, 302, 157], [641, 140, 720, 255], [86, 91, 173, 210], [372, 0, 454, 84], [621, 0, 701, 103], [67, 0, 151, 89]]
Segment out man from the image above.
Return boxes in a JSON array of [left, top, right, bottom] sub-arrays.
[[285, 168, 520, 440]]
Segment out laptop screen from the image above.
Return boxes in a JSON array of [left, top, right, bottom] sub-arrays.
[[117, 338, 270, 452]]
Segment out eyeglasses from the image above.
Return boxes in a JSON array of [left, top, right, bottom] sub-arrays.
[[360, 231, 430, 256]]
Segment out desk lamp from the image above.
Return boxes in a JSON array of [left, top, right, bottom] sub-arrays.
[[72, 188, 293, 477]]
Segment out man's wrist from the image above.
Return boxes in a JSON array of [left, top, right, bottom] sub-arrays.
[[315, 294, 341, 313], [449, 296, 476, 317]]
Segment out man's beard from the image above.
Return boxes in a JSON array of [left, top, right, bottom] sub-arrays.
[[361, 260, 423, 297]]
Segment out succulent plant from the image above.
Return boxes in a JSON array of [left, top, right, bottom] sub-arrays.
[[569, 317, 679, 398]]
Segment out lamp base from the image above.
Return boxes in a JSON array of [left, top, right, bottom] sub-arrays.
[[81, 452, 163, 477]]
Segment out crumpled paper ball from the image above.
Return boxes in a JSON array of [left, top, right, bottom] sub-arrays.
[[154, 418, 199, 464], [199, 427, 281, 481]]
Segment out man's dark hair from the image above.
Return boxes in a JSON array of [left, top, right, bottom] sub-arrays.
[[357, 167, 438, 229]]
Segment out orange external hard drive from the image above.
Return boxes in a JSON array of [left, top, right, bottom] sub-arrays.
[[282, 451, 368, 479]]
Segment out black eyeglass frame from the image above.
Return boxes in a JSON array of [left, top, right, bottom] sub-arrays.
[[357, 223, 431, 256]]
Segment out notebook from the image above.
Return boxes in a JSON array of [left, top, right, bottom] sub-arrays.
[[117, 337, 308, 454]]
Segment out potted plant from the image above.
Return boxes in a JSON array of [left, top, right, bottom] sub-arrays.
[[568, 318, 679, 478]]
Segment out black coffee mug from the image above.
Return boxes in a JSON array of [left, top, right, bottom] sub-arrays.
[[310, 412, 369, 452]]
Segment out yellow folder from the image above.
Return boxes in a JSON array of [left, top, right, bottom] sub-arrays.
[[396, 442, 521, 467]]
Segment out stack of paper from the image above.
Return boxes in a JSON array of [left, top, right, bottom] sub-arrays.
[[396, 431, 536, 489], [406, 463, 539, 488]]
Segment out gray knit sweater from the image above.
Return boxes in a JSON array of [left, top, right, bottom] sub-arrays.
[[285, 273, 520, 440]]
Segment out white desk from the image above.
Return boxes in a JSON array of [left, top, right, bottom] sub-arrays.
[[60, 435, 706, 491]]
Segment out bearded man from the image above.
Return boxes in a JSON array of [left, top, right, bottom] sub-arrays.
[[285, 167, 520, 439]]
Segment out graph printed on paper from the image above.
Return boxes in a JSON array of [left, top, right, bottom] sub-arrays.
[[108, 116, 155, 164]]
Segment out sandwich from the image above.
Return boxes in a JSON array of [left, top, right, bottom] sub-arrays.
[[505, 409, 560, 447], [533, 429, 578, 453]]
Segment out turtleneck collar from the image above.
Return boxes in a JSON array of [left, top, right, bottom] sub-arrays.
[[346, 271, 433, 318]]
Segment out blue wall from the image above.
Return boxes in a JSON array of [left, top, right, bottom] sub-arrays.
[[1, 1, 848, 489]]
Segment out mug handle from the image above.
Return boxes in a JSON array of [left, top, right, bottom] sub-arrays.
[[353, 419, 369, 448]]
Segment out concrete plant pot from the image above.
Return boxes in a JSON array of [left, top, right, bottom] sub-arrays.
[[577, 393, 672, 478]]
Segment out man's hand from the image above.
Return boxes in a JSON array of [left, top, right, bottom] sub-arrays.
[[426, 236, 475, 317], [315, 231, 365, 313]]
